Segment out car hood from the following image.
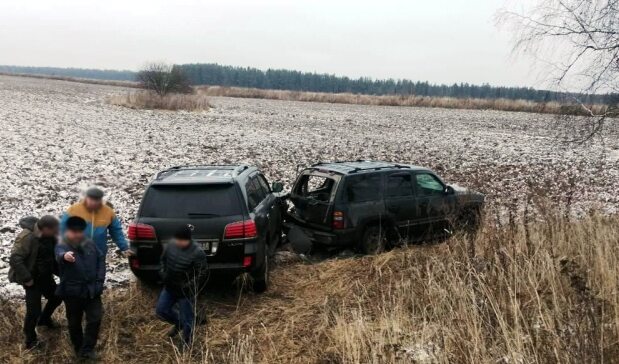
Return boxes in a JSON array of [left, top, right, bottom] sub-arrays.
[[450, 184, 485, 204]]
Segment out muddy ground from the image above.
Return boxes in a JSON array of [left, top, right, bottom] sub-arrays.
[[1, 75, 617, 297]]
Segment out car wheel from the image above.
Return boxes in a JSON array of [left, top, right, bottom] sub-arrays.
[[459, 207, 482, 233], [133, 271, 160, 287], [360, 226, 387, 255], [252, 245, 269, 293]]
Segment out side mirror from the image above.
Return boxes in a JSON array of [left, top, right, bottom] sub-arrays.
[[445, 186, 455, 195], [272, 182, 284, 193]]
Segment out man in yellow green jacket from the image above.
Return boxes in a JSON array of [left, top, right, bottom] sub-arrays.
[[60, 187, 131, 257]]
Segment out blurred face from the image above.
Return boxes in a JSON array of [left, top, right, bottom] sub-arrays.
[[39, 225, 59, 238], [65, 229, 85, 244], [84, 196, 102, 211], [174, 238, 191, 249]]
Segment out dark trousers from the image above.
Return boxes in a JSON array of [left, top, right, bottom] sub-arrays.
[[155, 288, 195, 343], [64, 296, 103, 353], [24, 276, 63, 344]]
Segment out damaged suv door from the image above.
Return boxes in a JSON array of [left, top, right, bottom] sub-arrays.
[[288, 171, 341, 230]]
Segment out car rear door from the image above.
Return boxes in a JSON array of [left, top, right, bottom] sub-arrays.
[[245, 175, 270, 244], [384, 171, 420, 239], [339, 172, 383, 231], [255, 173, 282, 252]]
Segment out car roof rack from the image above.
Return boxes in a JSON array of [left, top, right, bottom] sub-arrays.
[[309, 160, 412, 174], [155, 165, 250, 180]]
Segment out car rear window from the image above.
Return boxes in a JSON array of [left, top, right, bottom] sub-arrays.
[[294, 174, 337, 202], [140, 184, 242, 218]]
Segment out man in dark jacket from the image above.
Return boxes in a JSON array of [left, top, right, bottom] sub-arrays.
[[155, 225, 207, 347], [55, 216, 105, 360], [8, 215, 63, 349]]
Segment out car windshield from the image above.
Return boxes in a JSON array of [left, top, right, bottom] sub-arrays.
[[140, 184, 242, 218]]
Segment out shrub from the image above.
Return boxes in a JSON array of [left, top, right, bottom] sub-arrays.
[[107, 91, 210, 111], [136, 63, 192, 96]]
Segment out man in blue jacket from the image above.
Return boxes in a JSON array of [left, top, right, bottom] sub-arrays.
[[55, 216, 105, 360], [60, 187, 132, 258]]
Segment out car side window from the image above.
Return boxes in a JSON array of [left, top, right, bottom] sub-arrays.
[[415, 173, 444, 196], [246, 177, 264, 211], [256, 174, 271, 194], [386, 173, 414, 197], [345, 174, 382, 202]]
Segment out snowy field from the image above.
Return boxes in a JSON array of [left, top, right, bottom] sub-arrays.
[[1, 75, 618, 297]]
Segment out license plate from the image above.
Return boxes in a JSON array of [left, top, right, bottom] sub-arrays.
[[195, 239, 218, 255]]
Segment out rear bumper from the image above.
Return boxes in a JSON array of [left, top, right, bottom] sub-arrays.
[[129, 238, 261, 275], [131, 262, 249, 273]]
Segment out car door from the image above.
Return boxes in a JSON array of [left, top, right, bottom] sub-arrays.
[[255, 173, 282, 252], [341, 173, 383, 231], [246, 175, 269, 244], [413, 172, 452, 238], [384, 171, 420, 240]]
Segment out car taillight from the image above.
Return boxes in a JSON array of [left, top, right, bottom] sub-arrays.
[[243, 256, 253, 267], [332, 211, 345, 229], [224, 220, 257, 239], [127, 222, 156, 240], [130, 258, 141, 269]]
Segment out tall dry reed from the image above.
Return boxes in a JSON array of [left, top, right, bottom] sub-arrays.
[[1, 208, 617, 363]]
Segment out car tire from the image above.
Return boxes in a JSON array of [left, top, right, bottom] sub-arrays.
[[252, 244, 269, 293], [359, 225, 387, 255], [133, 271, 160, 287], [459, 207, 482, 233]]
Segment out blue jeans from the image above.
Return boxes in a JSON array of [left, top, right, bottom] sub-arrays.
[[155, 288, 195, 343]]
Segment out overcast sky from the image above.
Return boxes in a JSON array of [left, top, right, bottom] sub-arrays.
[[0, 0, 541, 88]]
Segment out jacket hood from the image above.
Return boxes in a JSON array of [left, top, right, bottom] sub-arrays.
[[19, 216, 38, 231], [19, 216, 41, 237]]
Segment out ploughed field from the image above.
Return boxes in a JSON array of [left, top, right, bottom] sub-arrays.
[[0, 74, 618, 297]]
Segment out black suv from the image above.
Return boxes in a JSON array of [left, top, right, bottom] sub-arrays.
[[128, 165, 285, 292], [285, 161, 484, 254]]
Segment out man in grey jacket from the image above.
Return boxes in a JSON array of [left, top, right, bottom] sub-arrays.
[[55, 216, 105, 360], [8, 216, 63, 349], [155, 225, 207, 347]]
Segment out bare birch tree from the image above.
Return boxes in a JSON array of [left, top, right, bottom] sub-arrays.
[[499, 0, 618, 142]]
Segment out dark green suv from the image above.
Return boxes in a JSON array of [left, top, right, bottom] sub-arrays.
[[285, 161, 484, 254]]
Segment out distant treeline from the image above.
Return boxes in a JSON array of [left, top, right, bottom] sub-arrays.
[[1, 64, 615, 104], [0, 65, 134, 81]]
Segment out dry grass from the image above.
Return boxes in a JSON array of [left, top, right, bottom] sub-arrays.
[[198, 86, 611, 116], [1, 208, 618, 363], [107, 91, 211, 112]]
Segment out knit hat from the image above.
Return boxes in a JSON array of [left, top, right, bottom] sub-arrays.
[[37, 215, 59, 230], [86, 187, 104, 200], [174, 225, 192, 240], [66, 216, 87, 231]]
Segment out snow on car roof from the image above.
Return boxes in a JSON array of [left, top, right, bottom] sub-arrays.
[[152, 165, 251, 184]]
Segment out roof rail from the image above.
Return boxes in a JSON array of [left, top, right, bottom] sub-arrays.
[[347, 163, 411, 174], [232, 165, 249, 176], [155, 165, 250, 180]]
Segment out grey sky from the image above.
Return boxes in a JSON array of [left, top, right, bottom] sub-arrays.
[[0, 0, 539, 88]]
